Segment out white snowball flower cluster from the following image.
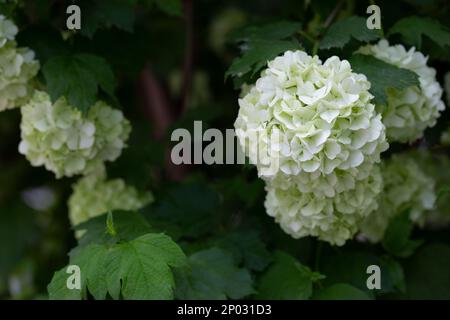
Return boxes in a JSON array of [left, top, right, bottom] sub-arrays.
[[265, 165, 382, 246], [414, 151, 450, 228], [360, 153, 436, 243], [0, 16, 39, 111], [19, 91, 131, 178], [358, 40, 445, 143], [68, 164, 153, 229], [235, 50, 389, 245], [235, 50, 388, 181]]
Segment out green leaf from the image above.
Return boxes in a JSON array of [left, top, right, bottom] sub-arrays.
[[312, 283, 371, 300], [215, 231, 272, 272], [81, 0, 136, 38], [48, 233, 186, 300], [43, 54, 117, 113], [153, 0, 182, 16], [388, 16, 450, 50], [226, 21, 302, 81], [380, 256, 406, 293], [348, 54, 420, 105], [382, 210, 423, 258], [320, 250, 377, 296], [105, 233, 186, 299], [404, 243, 450, 299], [75, 211, 152, 250], [175, 248, 254, 300], [48, 244, 108, 300], [320, 16, 381, 50], [148, 183, 220, 239], [225, 39, 300, 80], [437, 185, 450, 199], [232, 21, 302, 42], [256, 251, 323, 300]]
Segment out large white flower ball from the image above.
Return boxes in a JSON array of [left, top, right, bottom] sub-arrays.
[[234, 50, 388, 181], [358, 40, 445, 143], [19, 91, 131, 178], [265, 165, 383, 246], [360, 153, 436, 243]]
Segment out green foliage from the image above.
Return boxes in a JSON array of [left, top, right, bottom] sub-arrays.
[[320, 249, 406, 296], [81, 0, 136, 38], [320, 16, 381, 50], [382, 211, 423, 258], [175, 248, 254, 300], [75, 211, 152, 249], [148, 183, 221, 239], [48, 233, 186, 300], [389, 16, 450, 50], [404, 243, 450, 299], [144, 0, 183, 16], [256, 251, 324, 300], [1, 0, 450, 301], [213, 231, 271, 272], [348, 54, 420, 105], [226, 21, 302, 84], [312, 283, 371, 300], [43, 54, 116, 113]]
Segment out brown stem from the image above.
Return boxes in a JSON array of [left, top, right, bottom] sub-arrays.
[[139, 66, 190, 181], [139, 66, 174, 140], [323, 0, 345, 29]]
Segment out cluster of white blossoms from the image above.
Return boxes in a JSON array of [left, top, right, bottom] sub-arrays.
[[235, 50, 388, 179], [414, 151, 450, 228], [235, 50, 389, 245], [358, 40, 445, 143], [68, 164, 153, 229], [0, 15, 39, 111], [265, 165, 382, 246], [360, 153, 436, 243], [0, 15, 18, 47], [19, 91, 131, 178]]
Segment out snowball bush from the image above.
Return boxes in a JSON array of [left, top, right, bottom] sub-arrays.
[[234, 50, 388, 180], [358, 40, 445, 143], [360, 153, 436, 243], [68, 164, 153, 228], [265, 165, 383, 246], [19, 91, 131, 178], [0, 16, 39, 111]]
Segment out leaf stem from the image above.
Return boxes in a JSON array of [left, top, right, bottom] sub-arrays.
[[323, 0, 345, 29]]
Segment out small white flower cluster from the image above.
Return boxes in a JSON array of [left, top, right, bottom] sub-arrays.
[[19, 91, 131, 178], [68, 164, 153, 229], [0, 15, 18, 47], [358, 40, 445, 143], [360, 153, 436, 243], [0, 15, 39, 111], [235, 50, 389, 245]]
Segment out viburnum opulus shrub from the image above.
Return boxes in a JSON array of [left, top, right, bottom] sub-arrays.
[[0, 0, 450, 301]]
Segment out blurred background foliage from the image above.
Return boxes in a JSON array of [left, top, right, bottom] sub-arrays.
[[0, 0, 449, 300]]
